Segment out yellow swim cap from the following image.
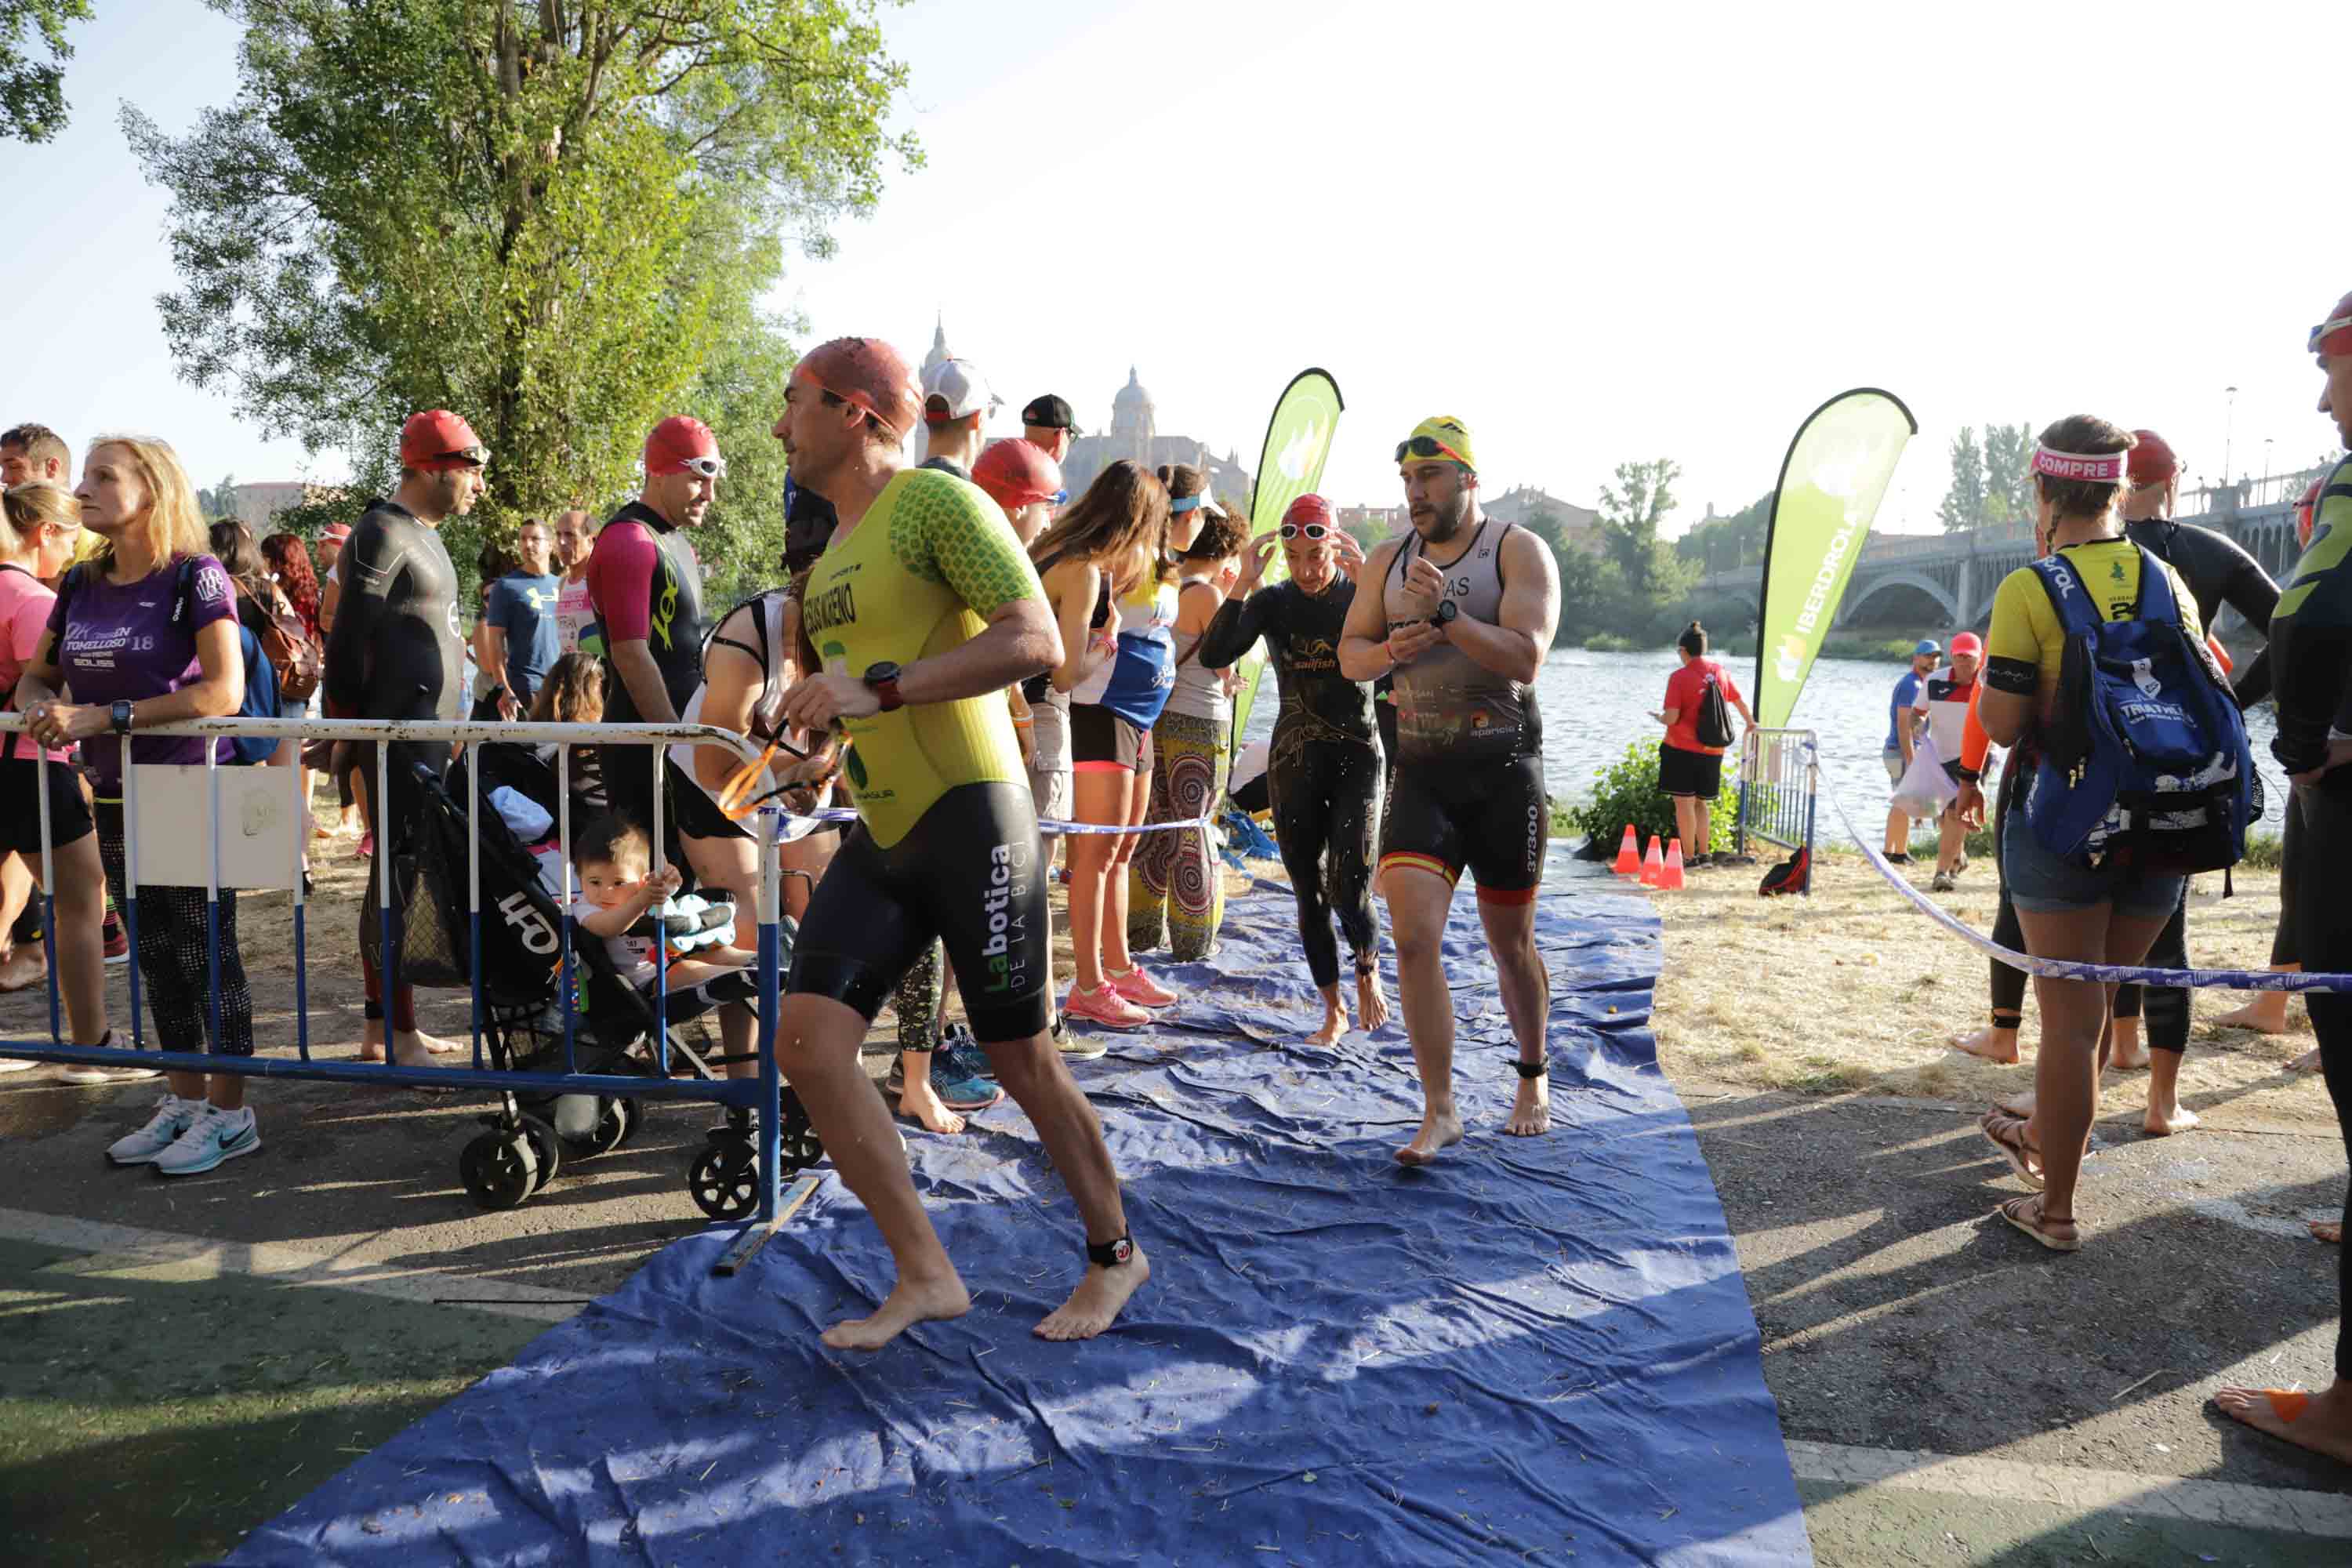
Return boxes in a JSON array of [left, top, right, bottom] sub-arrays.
[[1395, 415, 1476, 474]]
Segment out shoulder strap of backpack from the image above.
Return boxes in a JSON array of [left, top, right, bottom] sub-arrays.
[[2029, 554, 2102, 641]]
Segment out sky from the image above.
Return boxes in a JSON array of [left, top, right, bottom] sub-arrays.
[[4, 0, 2346, 534]]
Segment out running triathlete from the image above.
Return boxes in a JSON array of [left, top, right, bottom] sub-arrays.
[[323, 410, 480, 1069], [1339, 417, 1561, 1164], [1198, 492, 1389, 1046], [586, 416, 714, 837], [774, 336, 1144, 1349], [2214, 292, 2352, 1463]]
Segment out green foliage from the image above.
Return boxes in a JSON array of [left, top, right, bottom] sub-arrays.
[[1675, 488, 1774, 572], [1598, 458, 1680, 599], [1569, 736, 1738, 851], [0, 0, 90, 143], [1938, 421, 2033, 532], [124, 0, 918, 546]]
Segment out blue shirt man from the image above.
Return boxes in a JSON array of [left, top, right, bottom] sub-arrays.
[[1882, 638, 1939, 861], [482, 517, 562, 712]]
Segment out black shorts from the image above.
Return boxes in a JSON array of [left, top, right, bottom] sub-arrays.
[[1069, 702, 1152, 774], [0, 757, 94, 853], [1379, 753, 1547, 905], [671, 769, 751, 844], [1657, 743, 1724, 800], [787, 781, 1052, 1044]]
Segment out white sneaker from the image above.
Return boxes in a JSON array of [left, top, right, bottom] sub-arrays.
[[0, 1056, 35, 1073], [59, 1058, 162, 1086], [107, 1094, 200, 1166], [152, 1104, 261, 1177]]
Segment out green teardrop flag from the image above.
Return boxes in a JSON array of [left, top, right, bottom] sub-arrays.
[[1754, 388, 1918, 730], [1231, 368, 1344, 750]]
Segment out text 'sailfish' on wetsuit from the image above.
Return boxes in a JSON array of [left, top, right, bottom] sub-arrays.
[[1200, 574, 1381, 987], [786, 466, 1056, 1044], [1377, 518, 1548, 902], [2126, 517, 2281, 708]]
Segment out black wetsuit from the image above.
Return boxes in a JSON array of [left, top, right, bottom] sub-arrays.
[[1198, 575, 1381, 989], [2266, 456, 2352, 1379], [322, 497, 463, 1028]]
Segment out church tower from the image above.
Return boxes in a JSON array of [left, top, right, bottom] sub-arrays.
[[1109, 366, 1156, 465], [922, 314, 952, 381]]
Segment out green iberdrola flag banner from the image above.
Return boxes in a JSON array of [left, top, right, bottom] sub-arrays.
[[1232, 368, 1344, 750], [1754, 388, 1918, 731]]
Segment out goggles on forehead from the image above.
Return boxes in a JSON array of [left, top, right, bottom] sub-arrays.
[[432, 444, 489, 469], [1394, 433, 1470, 466], [1279, 521, 1332, 541], [672, 454, 727, 480], [2310, 311, 2352, 357]]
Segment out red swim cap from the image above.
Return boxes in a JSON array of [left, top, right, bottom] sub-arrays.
[[2312, 290, 2352, 358], [793, 337, 924, 443], [644, 415, 720, 477], [971, 438, 1064, 514], [399, 410, 486, 470], [1283, 493, 1335, 530], [2127, 430, 2178, 486], [2299, 477, 2325, 548]]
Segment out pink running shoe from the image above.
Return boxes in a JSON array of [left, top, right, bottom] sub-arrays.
[[1064, 981, 1150, 1030], [1104, 964, 1178, 1007]]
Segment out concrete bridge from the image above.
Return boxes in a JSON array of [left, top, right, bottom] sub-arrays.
[[1693, 470, 2321, 637]]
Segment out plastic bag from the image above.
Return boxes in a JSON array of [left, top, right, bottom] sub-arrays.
[[1890, 734, 1957, 820]]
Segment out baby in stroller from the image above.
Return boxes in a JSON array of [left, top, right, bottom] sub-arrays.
[[568, 811, 760, 1029]]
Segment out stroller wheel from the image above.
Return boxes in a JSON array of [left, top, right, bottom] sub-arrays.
[[517, 1115, 563, 1193], [612, 1097, 644, 1149], [780, 1091, 825, 1171], [687, 1141, 759, 1221], [460, 1131, 539, 1211], [565, 1097, 632, 1158]]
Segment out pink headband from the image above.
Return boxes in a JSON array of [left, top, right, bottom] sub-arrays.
[[2031, 445, 2127, 484]]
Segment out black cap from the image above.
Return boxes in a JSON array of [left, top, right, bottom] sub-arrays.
[[1020, 394, 1079, 433]]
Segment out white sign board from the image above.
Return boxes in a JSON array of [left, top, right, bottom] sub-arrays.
[[129, 764, 306, 892]]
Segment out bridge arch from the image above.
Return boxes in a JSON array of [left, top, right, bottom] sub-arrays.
[[1841, 570, 1959, 627]]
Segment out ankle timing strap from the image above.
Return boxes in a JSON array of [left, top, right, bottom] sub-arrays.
[[1087, 1234, 1135, 1269], [1513, 1057, 1548, 1080]]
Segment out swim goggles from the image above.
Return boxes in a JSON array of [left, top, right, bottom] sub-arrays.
[[1393, 434, 1469, 466], [1279, 522, 1332, 541], [672, 454, 727, 480]]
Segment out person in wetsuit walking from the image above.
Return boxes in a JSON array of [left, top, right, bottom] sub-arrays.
[[323, 410, 480, 1069], [1198, 492, 1391, 1047], [1340, 416, 1562, 1165]]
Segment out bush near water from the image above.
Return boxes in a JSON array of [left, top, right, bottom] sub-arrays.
[[1570, 738, 1740, 857]]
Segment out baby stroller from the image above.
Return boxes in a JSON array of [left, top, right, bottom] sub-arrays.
[[372, 749, 820, 1216]]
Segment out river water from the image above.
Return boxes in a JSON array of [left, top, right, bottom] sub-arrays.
[[1243, 648, 2285, 837]]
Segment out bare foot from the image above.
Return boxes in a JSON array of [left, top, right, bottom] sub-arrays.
[[2216, 997, 2292, 1035], [1307, 1004, 1347, 1048], [1356, 967, 1391, 1035], [391, 1033, 463, 1068], [2212, 1385, 2352, 1465], [1034, 1242, 1151, 1341], [2312, 1221, 2343, 1245], [2110, 1037, 2149, 1073], [822, 1272, 973, 1352], [2291, 1047, 2324, 1075], [1503, 1073, 1550, 1137], [1951, 1025, 2020, 1065], [0, 948, 48, 993], [1396, 1105, 1465, 1167], [898, 1080, 968, 1135], [1997, 1089, 2036, 1120], [2143, 1102, 2201, 1137]]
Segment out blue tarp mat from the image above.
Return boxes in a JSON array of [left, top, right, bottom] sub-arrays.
[[228, 871, 1808, 1566]]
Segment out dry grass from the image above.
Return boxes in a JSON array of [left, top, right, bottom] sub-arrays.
[[1648, 848, 2333, 1128]]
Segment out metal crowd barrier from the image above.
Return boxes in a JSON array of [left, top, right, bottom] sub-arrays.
[[0, 714, 801, 1272], [1733, 728, 1819, 894]]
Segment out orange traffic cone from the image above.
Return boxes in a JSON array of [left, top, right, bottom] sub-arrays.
[[1639, 834, 1665, 887], [1612, 823, 1640, 876], [1663, 837, 1687, 891]]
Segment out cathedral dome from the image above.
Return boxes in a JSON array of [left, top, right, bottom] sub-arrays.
[[1110, 366, 1154, 437]]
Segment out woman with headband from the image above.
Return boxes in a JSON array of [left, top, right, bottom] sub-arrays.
[[2215, 294, 2352, 1462], [1971, 416, 2213, 1253], [1196, 493, 1390, 1046]]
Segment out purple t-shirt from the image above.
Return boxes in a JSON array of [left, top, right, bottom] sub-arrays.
[[47, 554, 238, 791]]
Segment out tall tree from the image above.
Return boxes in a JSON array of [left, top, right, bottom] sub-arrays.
[[1, 0, 90, 143], [1981, 420, 2034, 526], [1936, 425, 1985, 533], [125, 0, 918, 542], [1597, 458, 1679, 599]]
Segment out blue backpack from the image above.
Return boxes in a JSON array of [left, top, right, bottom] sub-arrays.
[[228, 620, 282, 764], [2019, 545, 2252, 873]]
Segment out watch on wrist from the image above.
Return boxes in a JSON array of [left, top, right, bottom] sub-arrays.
[[1428, 599, 1458, 629], [862, 662, 904, 714], [110, 701, 134, 735]]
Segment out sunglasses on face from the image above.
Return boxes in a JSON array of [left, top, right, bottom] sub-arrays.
[[1279, 522, 1331, 541], [674, 455, 726, 480], [1394, 434, 1468, 466]]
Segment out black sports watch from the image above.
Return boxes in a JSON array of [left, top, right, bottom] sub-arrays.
[[110, 701, 134, 735], [1428, 600, 1458, 630], [862, 662, 904, 714]]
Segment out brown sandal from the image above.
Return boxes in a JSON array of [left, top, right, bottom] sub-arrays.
[[1977, 1109, 2045, 1190], [1994, 1193, 2081, 1252]]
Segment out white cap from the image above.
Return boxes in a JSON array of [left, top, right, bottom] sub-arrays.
[[922, 357, 1001, 423]]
